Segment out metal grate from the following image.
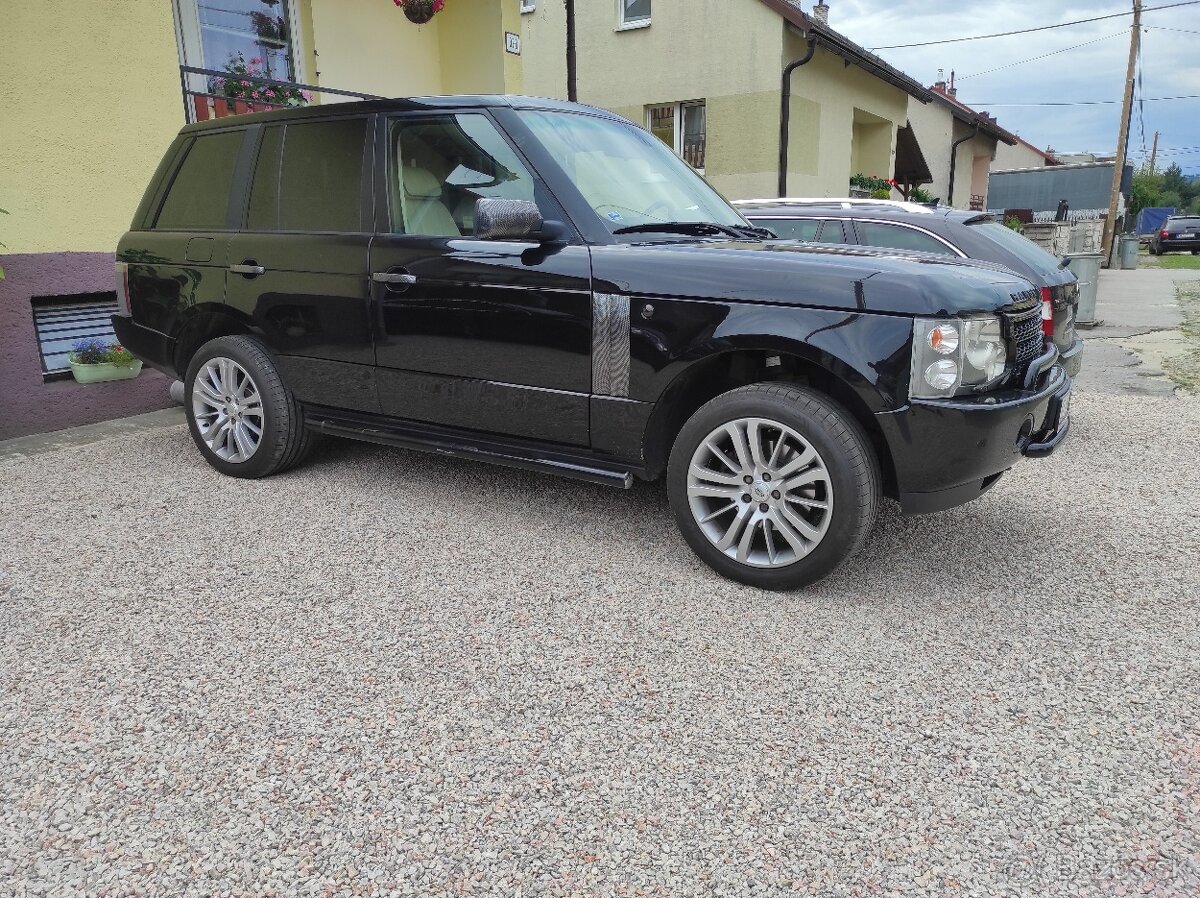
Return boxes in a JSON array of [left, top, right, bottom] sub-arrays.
[[1006, 306, 1044, 378], [32, 294, 119, 376]]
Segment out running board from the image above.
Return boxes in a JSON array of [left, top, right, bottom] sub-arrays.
[[304, 406, 636, 490]]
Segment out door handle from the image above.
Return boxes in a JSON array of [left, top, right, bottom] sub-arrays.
[[371, 271, 418, 286], [230, 262, 266, 277]]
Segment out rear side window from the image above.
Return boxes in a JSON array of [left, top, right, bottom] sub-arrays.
[[856, 221, 955, 256], [968, 220, 1063, 274], [155, 131, 244, 230], [760, 218, 820, 241], [279, 119, 367, 232]]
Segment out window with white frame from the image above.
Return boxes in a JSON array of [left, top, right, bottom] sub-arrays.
[[618, 0, 651, 28], [520, 0, 536, 12], [646, 101, 706, 171], [174, 0, 304, 82]]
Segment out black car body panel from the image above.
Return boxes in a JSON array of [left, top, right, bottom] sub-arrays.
[[738, 201, 1085, 377], [116, 96, 1071, 519]]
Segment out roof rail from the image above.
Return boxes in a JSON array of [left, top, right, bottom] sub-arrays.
[[733, 197, 937, 214]]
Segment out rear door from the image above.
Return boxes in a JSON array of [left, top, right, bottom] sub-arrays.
[[368, 109, 593, 446], [225, 115, 377, 412], [121, 128, 250, 359]]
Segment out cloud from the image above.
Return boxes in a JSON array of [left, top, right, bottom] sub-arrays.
[[820, 0, 1200, 172]]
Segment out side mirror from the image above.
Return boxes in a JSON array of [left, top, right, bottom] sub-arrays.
[[473, 198, 566, 244]]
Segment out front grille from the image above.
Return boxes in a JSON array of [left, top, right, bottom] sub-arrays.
[[1005, 306, 1044, 382]]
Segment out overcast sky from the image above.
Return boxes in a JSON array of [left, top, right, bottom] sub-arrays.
[[825, 0, 1200, 173]]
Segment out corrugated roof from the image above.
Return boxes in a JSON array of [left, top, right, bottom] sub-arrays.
[[756, 0, 936, 104]]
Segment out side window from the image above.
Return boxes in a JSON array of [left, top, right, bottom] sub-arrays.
[[155, 131, 244, 229], [278, 119, 367, 232], [760, 219, 820, 241], [816, 220, 850, 243], [856, 221, 955, 255], [389, 114, 536, 237], [247, 125, 283, 230]]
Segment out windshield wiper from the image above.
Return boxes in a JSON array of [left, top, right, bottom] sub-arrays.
[[612, 221, 768, 240]]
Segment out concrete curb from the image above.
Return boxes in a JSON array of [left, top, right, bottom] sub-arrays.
[[0, 407, 186, 459]]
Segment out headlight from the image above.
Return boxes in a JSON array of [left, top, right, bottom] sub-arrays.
[[910, 316, 1008, 399]]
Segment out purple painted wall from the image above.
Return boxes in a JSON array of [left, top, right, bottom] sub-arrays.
[[0, 252, 173, 441]]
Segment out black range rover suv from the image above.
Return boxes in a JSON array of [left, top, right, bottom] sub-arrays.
[[115, 96, 1072, 590]]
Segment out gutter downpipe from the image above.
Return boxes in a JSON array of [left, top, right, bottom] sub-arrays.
[[947, 125, 979, 207], [778, 36, 818, 197]]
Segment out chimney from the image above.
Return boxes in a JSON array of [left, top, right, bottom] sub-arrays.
[[947, 69, 957, 98], [812, 1, 829, 25]]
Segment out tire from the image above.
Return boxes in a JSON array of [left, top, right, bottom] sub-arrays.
[[666, 382, 880, 591], [184, 335, 315, 479]]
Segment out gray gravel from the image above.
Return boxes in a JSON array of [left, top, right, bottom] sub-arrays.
[[2, 390, 1198, 897]]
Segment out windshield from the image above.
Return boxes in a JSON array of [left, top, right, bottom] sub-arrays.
[[519, 110, 748, 235], [970, 220, 1065, 274]]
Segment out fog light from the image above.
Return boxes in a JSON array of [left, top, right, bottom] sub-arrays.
[[924, 359, 959, 391]]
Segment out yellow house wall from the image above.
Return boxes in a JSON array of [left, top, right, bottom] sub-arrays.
[[307, 0, 445, 99], [523, 0, 786, 201], [781, 34, 908, 199], [0, 0, 183, 255], [906, 94, 954, 202], [993, 139, 1051, 172], [949, 125, 998, 209]]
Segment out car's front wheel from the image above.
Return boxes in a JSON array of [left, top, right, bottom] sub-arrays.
[[185, 335, 315, 478], [667, 383, 879, 591]]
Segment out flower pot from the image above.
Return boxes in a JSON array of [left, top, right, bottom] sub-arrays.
[[403, 1, 436, 23], [69, 359, 143, 384]]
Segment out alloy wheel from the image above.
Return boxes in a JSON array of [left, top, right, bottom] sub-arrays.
[[686, 417, 833, 568], [192, 357, 265, 463]]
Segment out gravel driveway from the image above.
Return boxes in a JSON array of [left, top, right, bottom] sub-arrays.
[[2, 390, 1198, 897]]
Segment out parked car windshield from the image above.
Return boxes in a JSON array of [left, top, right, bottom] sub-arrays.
[[519, 110, 748, 235], [969, 219, 1065, 274]]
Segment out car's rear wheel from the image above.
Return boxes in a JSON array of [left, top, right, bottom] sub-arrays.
[[667, 382, 879, 590], [185, 335, 315, 478]]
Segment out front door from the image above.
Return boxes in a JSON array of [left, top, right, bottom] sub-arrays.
[[369, 110, 593, 446]]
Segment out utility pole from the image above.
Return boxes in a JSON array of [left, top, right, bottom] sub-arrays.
[[1102, 0, 1141, 265], [1148, 130, 1159, 173], [565, 0, 577, 102]]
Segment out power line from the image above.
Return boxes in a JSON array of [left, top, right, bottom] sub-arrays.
[[868, 0, 1200, 51], [966, 94, 1200, 107], [958, 31, 1126, 80], [1144, 25, 1200, 35]]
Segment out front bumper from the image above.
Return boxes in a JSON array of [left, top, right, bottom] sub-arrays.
[[878, 362, 1072, 515]]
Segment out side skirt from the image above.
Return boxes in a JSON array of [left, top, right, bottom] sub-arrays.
[[304, 405, 639, 490]]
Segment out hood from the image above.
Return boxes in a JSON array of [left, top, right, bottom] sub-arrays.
[[590, 239, 1039, 317]]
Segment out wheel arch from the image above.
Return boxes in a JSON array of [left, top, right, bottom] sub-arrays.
[[641, 345, 898, 496], [173, 303, 260, 377]]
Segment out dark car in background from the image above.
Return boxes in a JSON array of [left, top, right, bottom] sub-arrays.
[[1150, 215, 1200, 255], [734, 199, 1084, 377]]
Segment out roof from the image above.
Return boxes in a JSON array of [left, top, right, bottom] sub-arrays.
[[181, 94, 621, 133], [928, 84, 1019, 147], [755, 0, 936, 104]]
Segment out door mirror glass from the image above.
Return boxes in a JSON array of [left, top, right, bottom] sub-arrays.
[[473, 198, 543, 240]]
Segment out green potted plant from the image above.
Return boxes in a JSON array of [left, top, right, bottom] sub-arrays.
[[393, 0, 446, 24], [68, 339, 143, 384]]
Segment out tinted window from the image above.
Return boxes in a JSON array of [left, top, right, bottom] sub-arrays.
[[968, 221, 1063, 274], [389, 113, 536, 237], [156, 131, 244, 229], [857, 222, 955, 256], [817, 220, 850, 243], [279, 119, 366, 232], [759, 218, 820, 241], [247, 125, 283, 230]]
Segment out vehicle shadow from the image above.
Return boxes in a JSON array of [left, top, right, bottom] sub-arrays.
[[301, 434, 1062, 603]]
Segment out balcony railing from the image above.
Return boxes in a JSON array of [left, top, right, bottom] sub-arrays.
[[179, 65, 381, 124]]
